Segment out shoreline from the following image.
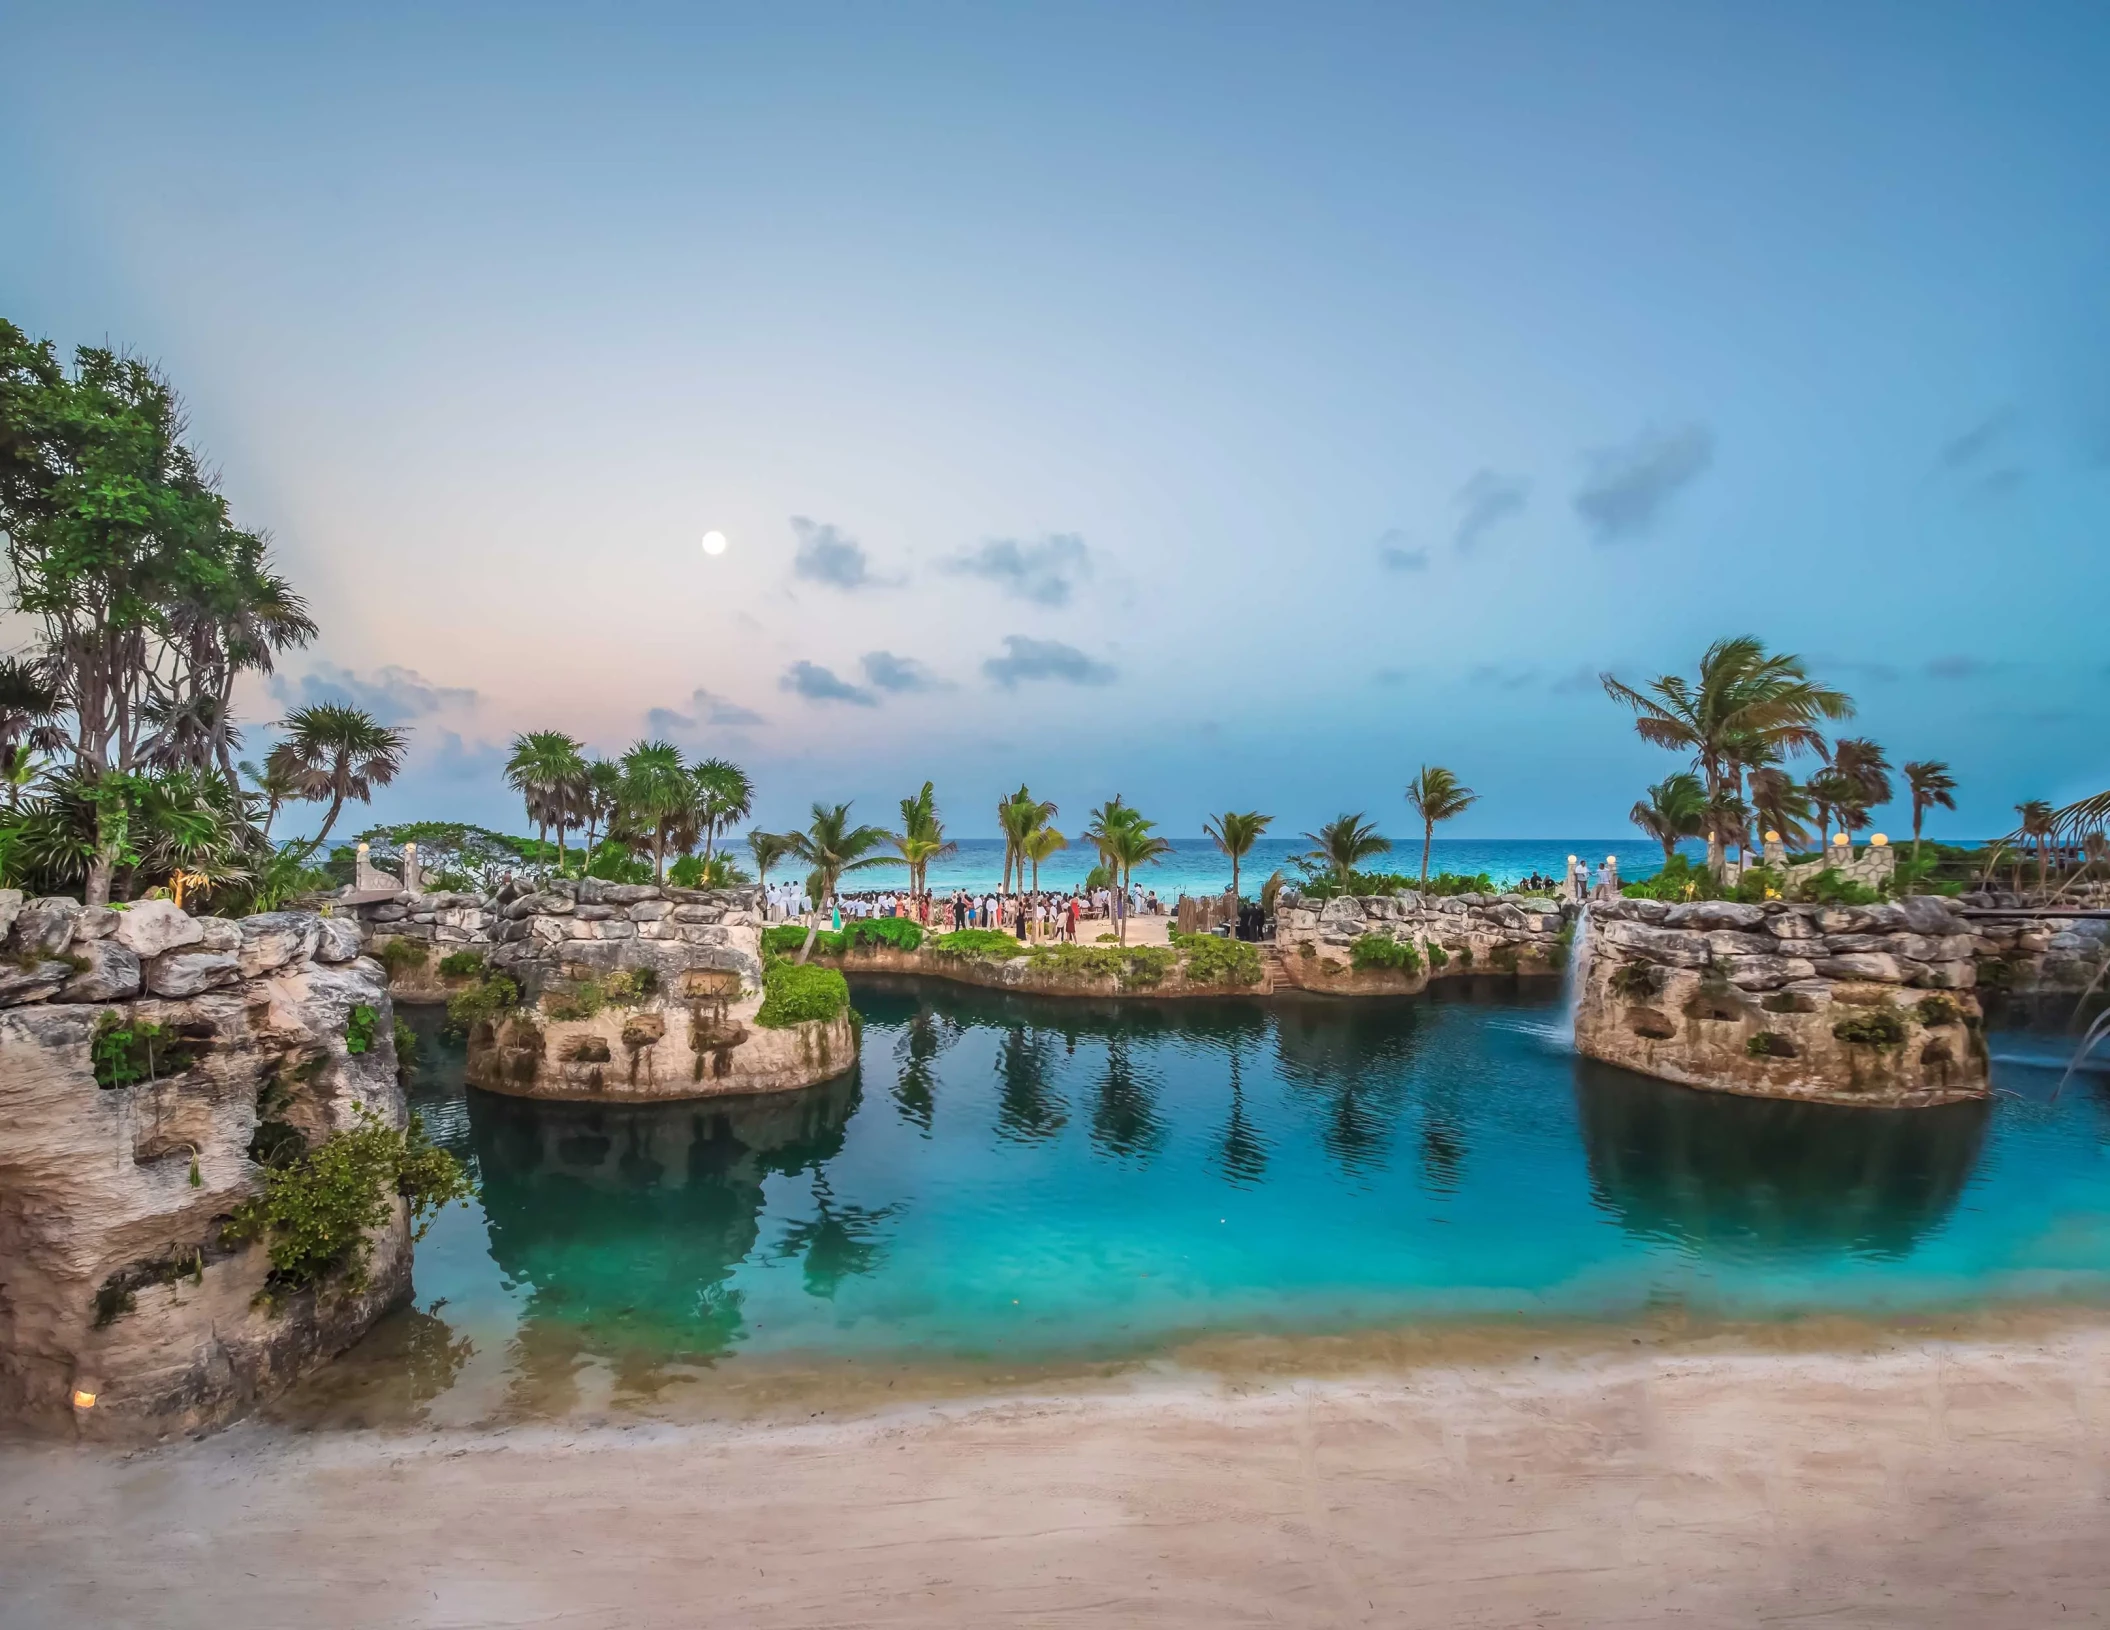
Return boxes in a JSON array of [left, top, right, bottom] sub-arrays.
[[9, 1316, 2110, 1627]]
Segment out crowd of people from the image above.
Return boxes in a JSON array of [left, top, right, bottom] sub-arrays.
[[761, 881, 1167, 940]]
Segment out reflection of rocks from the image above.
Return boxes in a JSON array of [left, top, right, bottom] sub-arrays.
[[1272, 999, 1430, 1176], [467, 1074, 863, 1365], [1576, 1061, 1988, 1260]]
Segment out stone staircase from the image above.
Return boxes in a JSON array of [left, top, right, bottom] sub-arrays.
[[1259, 945, 1291, 993]]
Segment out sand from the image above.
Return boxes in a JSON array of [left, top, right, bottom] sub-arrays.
[[7, 1327, 2110, 1628]]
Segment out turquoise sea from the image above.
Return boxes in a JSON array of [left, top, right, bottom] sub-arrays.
[[297, 983, 2110, 1424], [896, 836, 1692, 898]]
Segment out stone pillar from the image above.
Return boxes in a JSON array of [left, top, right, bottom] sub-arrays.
[[1830, 833, 1853, 868], [401, 842, 423, 896], [1565, 855, 1585, 905], [353, 842, 394, 893], [1762, 831, 1786, 869]]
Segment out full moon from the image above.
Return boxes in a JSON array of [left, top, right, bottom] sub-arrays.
[[701, 530, 728, 556]]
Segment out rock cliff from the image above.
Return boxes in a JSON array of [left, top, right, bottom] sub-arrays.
[[1271, 892, 1573, 992], [0, 893, 410, 1439]]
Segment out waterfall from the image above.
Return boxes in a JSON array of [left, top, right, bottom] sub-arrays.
[[1562, 904, 1593, 1050]]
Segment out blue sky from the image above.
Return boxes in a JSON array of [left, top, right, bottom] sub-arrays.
[[4, 3, 2106, 840]]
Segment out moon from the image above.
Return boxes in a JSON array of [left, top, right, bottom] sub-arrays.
[[701, 530, 728, 557]]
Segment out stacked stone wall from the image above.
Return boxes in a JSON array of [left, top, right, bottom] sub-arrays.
[[1271, 892, 1572, 992]]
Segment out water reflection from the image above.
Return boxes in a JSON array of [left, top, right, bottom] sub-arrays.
[[467, 1073, 866, 1365], [1575, 1061, 1990, 1260]]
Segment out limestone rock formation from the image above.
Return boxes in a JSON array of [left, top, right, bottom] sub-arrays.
[[1573, 897, 1989, 1108], [0, 901, 412, 1440]]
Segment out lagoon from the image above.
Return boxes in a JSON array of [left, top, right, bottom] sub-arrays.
[[309, 982, 2110, 1422]]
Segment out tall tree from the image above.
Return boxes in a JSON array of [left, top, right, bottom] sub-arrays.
[[504, 730, 588, 867], [1101, 813, 1171, 944], [1903, 760, 1957, 859], [1022, 826, 1067, 936], [998, 786, 1057, 897], [1601, 637, 1853, 877], [1203, 810, 1273, 902], [747, 828, 796, 894], [690, 757, 754, 860], [2015, 799, 2057, 890], [1303, 813, 1390, 891], [1403, 765, 1478, 888], [0, 324, 316, 900], [785, 801, 897, 906], [265, 703, 408, 862], [0, 655, 63, 810], [617, 740, 691, 883], [1747, 767, 1813, 852], [1629, 772, 1707, 864], [894, 781, 956, 898]]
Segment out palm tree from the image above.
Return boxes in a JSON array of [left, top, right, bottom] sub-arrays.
[[1629, 772, 1707, 865], [690, 757, 754, 860], [998, 786, 1057, 899], [1023, 826, 1067, 937], [0, 656, 64, 797], [505, 730, 588, 867], [265, 703, 409, 862], [1303, 813, 1389, 891], [617, 739, 691, 882], [1083, 796, 1134, 888], [1830, 738, 1893, 820], [1904, 760, 1957, 859], [1601, 637, 1853, 876], [785, 801, 898, 906], [1748, 767, 1813, 852], [237, 754, 306, 841], [1102, 816, 1171, 944], [579, 757, 622, 859], [895, 781, 956, 898], [1403, 765, 1478, 888], [1203, 811, 1272, 902], [747, 828, 796, 892], [2016, 799, 2057, 891]]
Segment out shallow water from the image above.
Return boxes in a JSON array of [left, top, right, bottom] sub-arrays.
[[294, 984, 2110, 1425]]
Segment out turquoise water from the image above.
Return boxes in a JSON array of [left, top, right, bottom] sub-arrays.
[[897, 836, 1694, 897], [368, 985, 2110, 1413]]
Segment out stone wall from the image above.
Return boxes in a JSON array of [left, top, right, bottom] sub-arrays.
[[1573, 896, 1988, 1109], [0, 892, 409, 1439], [348, 878, 765, 1002], [1271, 892, 1572, 993], [1961, 907, 2110, 997]]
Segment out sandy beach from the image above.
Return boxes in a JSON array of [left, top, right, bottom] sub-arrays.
[[7, 1326, 2110, 1628]]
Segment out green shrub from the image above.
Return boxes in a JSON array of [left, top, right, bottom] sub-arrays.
[[1746, 1030, 1796, 1058], [90, 1011, 200, 1088], [1169, 931, 1263, 985], [1024, 942, 1178, 985], [1623, 854, 1730, 903], [1425, 942, 1449, 968], [1350, 933, 1422, 974], [444, 972, 520, 1037], [344, 1004, 379, 1054], [542, 967, 659, 1022], [843, 916, 923, 952], [931, 928, 1026, 959], [1914, 995, 1961, 1027], [393, 1016, 418, 1082], [1733, 865, 1785, 903], [1796, 869, 1884, 907], [437, 949, 486, 978], [220, 1107, 473, 1301], [755, 959, 850, 1027], [374, 938, 428, 976], [1832, 1007, 1907, 1047]]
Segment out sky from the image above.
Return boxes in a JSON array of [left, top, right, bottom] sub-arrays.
[[4, 2, 2107, 842]]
